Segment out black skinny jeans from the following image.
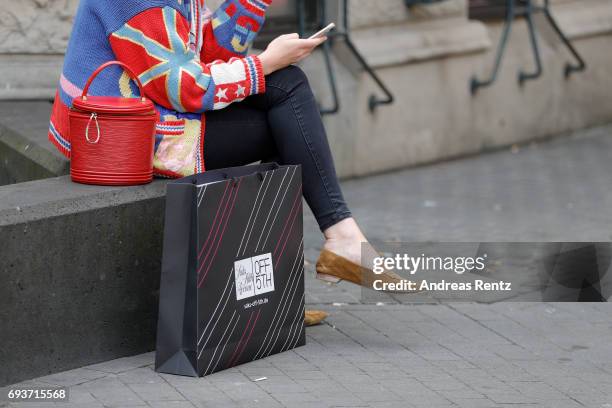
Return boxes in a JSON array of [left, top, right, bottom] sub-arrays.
[[203, 65, 351, 231]]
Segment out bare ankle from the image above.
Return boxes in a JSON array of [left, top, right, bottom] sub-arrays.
[[323, 218, 367, 242]]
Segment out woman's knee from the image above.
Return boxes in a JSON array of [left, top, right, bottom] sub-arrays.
[[265, 65, 310, 92]]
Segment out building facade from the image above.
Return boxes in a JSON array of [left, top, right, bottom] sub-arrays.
[[1, 0, 611, 177]]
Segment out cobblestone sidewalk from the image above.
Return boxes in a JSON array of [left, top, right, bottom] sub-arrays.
[[3, 125, 612, 408]]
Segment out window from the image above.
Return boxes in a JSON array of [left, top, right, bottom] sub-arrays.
[[254, 0, 320, 49], [469, 0, 508, 20]]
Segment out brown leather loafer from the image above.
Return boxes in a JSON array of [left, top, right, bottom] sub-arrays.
[[315, 249, 423, 293], [305, 310, 328, 326]]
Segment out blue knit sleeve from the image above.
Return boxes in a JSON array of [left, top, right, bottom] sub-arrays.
[[85, 0, 187, 37], [207, 0, 271, 57]]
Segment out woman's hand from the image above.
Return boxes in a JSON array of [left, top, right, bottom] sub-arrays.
[[258, 33, 327, 75]]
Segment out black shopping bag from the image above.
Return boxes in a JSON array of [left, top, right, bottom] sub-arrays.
[[155, 163, 305, 377]]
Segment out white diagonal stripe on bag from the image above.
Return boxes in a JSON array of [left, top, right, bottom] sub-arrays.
[[280, 293, 305, 352], [236, 172, 270, 257], [253, 241, 303, 359], [256, 242, 304, 358], [261, 167, 297, 252], [255, 167, 297, 250], [259, 254, 303, 358], [284, 296, 305, 351], [198, 281, 235, 354], [202, 311, 239, 375], [207, 311, 241, 375], [241, 169, 275, 256], [285, 302, 305, 353], [289, 304, 306, 351], [197, 185, 208, 208], [253, 167, 292, 252], [253, 243, 303, 359], [197, 267, 233, 346]]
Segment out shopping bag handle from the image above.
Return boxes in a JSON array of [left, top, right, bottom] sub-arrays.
[[81, 61, 147, 103], [220, 163, 279, 180], [187, 163, 282, 186]]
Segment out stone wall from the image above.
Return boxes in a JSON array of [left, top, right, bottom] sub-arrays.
[[0, 0, 473, 98], [349, 0, 466, 28], [0, 0, 471, 52], [1, 0, 612, 177], [301, 0, 612, 177], [0, 0, 78, 99], [0, 0, 468, 54], [0, 0, 78, 54]]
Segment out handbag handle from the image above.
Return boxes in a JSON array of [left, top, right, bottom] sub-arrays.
[[81, 61, 147, 102]]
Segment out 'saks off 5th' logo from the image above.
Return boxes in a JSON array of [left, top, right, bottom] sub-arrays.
[[234, 253, 275, 301]]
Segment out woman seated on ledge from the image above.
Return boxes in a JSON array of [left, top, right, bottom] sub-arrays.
[[48, 0, 408, 326]]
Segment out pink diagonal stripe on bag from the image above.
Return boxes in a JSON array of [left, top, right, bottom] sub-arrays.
[[197, 182, 236, 275], [273, 185, 302, 262], [229, 309, 261, 367], [198, 182, 230, 260], [198, 179, 243, 288], [274, 193, 302, 269], [273, 184, 302, 256]]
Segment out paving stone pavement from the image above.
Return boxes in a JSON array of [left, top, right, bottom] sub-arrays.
[[3, 125, 612, 408]]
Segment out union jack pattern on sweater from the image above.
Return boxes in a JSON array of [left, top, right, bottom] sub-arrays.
[[49, 0, 270, 178]]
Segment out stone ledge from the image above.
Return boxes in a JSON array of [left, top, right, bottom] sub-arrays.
[[0, 54, 63, 100], [0, 176, 168, 226], [0, 123, 69, 185], [553, 0, 612, 40], [350, 18, 491, 68], [0, 101, 69, 184], [0, 175, 169, 386]]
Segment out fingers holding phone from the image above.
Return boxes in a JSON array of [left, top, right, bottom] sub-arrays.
[[309, 23, 335, 39], [258, 24, 335, 75]]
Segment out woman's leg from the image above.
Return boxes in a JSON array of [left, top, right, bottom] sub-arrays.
[[204, 65, 368, 266], [243, 65, 352, 232], [203, 103, 277, 170], [204, 102, 332, 323]]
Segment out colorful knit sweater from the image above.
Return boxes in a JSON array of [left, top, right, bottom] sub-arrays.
[[49, 0, 269, 178]]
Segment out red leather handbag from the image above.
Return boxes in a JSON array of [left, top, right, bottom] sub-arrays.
[[69, 61, 157, 186]]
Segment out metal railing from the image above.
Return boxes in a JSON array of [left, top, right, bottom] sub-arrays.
[[470, 0, 586, 94], [297, 0, 395, 114]]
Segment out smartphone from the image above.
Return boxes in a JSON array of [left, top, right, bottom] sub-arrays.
[[309, 23, 336, 39]]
